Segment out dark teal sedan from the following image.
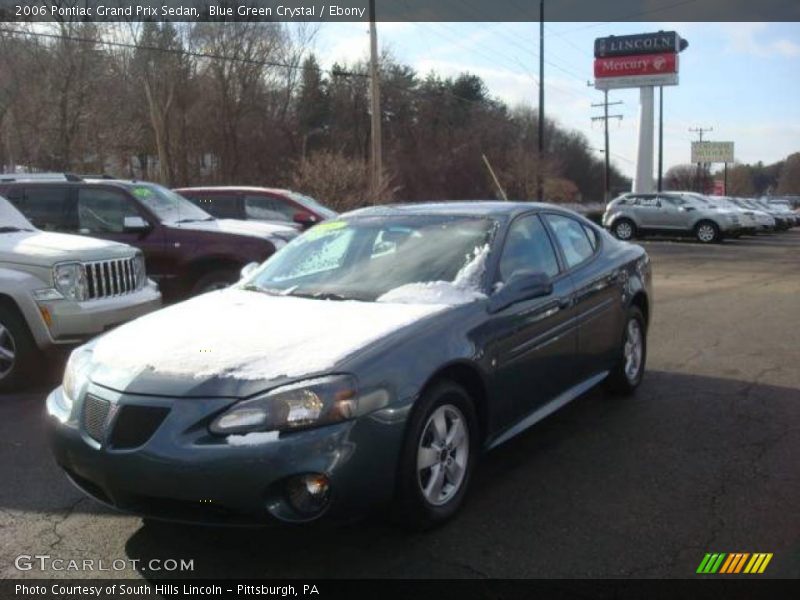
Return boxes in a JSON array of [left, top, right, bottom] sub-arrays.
[[46, 202, 651, 528]]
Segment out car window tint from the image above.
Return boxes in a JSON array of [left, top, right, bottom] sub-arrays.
[[77, 188, 138, 233], [498, 214, 560, 282], [185, 193, 239, 219], [545, 214, 595, 269], [244, 195, 297, 222], [21, 187, 70, 231]]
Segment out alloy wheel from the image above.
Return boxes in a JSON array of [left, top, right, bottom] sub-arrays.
[[615, 221, 633, 240], [417, 404, 469, 506], [0, 323, 17, 380], [697, 224, 716, 243], [624, 319, 643, 383]]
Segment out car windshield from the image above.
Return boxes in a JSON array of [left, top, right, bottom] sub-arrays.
[[127, 183, 214, 224], [244, 215, 497, 302], [0, 196, 36, 231], [287, 192, 338, 219]]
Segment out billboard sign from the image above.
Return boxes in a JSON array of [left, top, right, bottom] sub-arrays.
[[594, 52, 679, 90], [691, 142, 735, 163], [595, 31, 683, 58]]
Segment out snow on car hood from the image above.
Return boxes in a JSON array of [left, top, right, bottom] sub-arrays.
[[0, 230, 135, 266], [172, 218, 298, 241], [90, 289, 444, 382]]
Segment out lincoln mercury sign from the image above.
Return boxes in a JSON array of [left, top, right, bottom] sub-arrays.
[[691, 142, 735, 163], [594, 31, 684, 58], [594, 31, 685, 90]]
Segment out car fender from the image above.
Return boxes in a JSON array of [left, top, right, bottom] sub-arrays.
[[0, 267, 53, 349]]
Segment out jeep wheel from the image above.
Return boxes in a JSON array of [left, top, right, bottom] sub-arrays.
[[695, 221, 720, 244], [0, 304, 39, 392], [613, 219, 636, 241]]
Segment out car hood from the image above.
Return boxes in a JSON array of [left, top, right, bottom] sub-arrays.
[[0, 230, 136, 267], [88, 288, 448, 397], [170, 219, 298, 241]]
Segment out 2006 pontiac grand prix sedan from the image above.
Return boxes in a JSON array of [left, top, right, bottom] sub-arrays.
[[46, 202, 652, 528]]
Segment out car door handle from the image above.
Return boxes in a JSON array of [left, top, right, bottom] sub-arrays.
[[558, 297, 572, 309]]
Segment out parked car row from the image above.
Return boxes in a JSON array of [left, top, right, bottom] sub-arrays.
[[602, 191, 799, 243], [0, 173, 338, 391]]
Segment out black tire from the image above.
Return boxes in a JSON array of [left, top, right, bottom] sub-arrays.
[[606, 306, 647, 396], [191, 269, 239, 295], [694, 220, 720, 244], [0, 303, 39, 393], [395, 380, 479, 530], [612, 218, 636, 241]]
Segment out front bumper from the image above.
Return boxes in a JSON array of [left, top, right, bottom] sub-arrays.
[[40, 281, 161, 344], [46, 384, 406, 525]]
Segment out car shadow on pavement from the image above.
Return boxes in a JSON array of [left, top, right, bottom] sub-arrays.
[[119, 370, 800, 579]]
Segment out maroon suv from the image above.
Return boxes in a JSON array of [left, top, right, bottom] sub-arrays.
[[0, 178, 299, 300], [175, 186, 337, 230]]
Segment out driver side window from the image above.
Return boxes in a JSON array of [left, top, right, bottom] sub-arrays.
[[498, 215, 560, 282]]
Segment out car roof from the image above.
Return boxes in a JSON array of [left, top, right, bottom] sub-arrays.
[[174, 186, 293, 195], [344, 201, 560, 219]]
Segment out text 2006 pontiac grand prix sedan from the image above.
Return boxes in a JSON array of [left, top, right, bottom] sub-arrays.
[[47, 202, 651, 528]]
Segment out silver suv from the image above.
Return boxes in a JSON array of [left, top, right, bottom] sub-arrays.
[[602, 192, 742, 243], [0, 196, 161, 391]]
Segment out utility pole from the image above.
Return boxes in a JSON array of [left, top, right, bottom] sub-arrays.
[[689, 126, 713, 193], [368, 0, 382, 204], [591, 91, 623, 202], [537, 0, 544, 201], [657, 86, 664, 192]]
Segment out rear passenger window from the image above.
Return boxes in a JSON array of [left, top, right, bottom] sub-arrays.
[[583, 225, 599, 250], [21, 187, 71, 231], [544, 214, 596, 269], [498, 214, 560, 282], [184, 194, 240, 219]]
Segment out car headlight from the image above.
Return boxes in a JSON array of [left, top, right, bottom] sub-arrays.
[[54, 263, 88, 301], [62, 346, 94, 413], [210, 375, 358, 435]]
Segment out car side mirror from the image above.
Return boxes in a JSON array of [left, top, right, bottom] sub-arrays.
[[293, 211, 318, 228], [123, 216, 150, 232], [240, 262, 260, 280], [489, 270, 553, 313]]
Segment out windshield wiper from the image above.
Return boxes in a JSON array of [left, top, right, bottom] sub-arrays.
[[175, 217, 215, 224], [240, 284, 285, 296], [0, 226, 33, 233], [288, 290, 349, 301]]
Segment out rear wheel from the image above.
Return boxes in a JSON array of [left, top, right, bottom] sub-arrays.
[[0, 304, 39, 393], [191, 269, 239, 295], [695, 221, 720, 244], [606, 306, 647, 395], [613, 219, 636, 241], [395, 381, 478, 529]]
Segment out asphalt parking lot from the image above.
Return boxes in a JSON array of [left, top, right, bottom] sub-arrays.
[[1, 231, 798, 580]]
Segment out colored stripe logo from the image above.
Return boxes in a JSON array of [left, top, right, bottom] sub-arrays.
[[697, 553, 773, 574]]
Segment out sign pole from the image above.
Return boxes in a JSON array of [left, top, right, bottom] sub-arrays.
[[724, 162, 728, 195], [633, 86, 655, 193], [657, 86, 664, 192]]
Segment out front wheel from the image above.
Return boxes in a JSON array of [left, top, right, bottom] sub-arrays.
[[0, 304, 39, 393], [695, 221, 720, 244], [395, 381, 478, 529], [606, 306, 647, 395], [613, 219, 636, 241]]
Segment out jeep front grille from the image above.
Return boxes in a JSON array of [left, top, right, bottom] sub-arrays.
[[83, 258, 138, 299], [82, 394, 111, 442]]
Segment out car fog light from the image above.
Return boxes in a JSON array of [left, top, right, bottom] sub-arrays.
[[286, 473, 330, 517]]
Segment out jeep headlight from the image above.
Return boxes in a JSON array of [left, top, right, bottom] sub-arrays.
[[54, 262, 88, 301], [210, 375, 358, 435], [61, 346, 93, 412]]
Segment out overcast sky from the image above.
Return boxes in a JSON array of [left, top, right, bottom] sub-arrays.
[[311, 21, 800, 178]]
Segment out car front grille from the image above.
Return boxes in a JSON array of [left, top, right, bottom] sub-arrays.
[[109, 405, 170, 449], [83, 258, 138, 300], [82, 394, 111, 442]]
